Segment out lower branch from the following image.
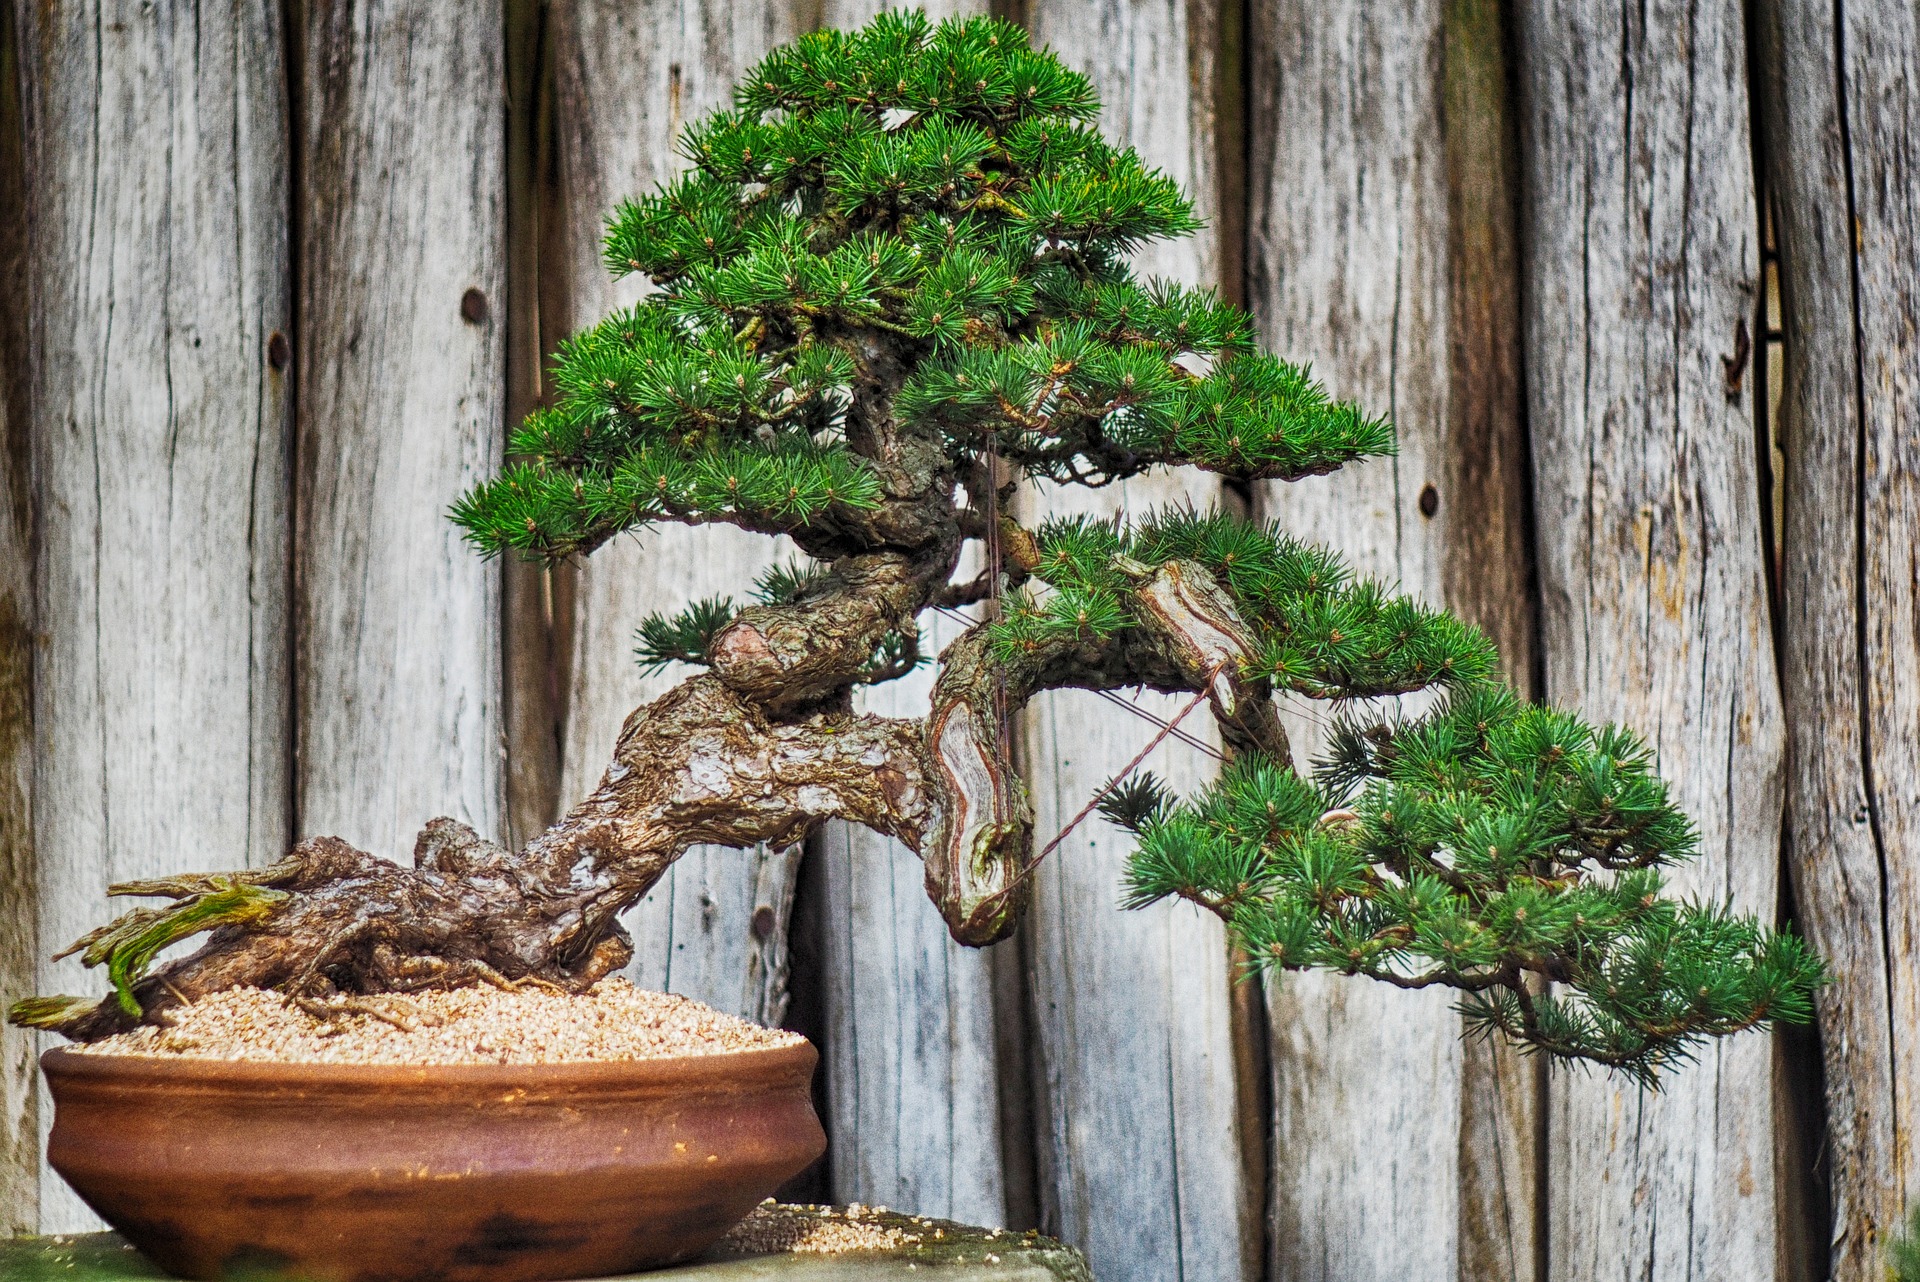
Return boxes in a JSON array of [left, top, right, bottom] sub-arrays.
[[917, 557, 1278, 944], [15, 558, 1283, 1035]]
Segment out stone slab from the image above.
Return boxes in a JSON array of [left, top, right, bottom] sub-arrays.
[[0, 1208, 1093, 1282]]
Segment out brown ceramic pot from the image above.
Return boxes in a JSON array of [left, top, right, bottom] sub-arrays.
[[40, 1041, 825, 1282]]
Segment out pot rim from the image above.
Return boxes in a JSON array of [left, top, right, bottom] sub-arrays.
[[40, 1036, 817, 1094]]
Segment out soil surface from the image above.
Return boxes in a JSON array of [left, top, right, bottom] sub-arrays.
[[68, 980, 803, 1065]]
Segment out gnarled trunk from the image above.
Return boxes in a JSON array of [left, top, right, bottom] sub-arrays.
[[21, 551, 1270, 1041]]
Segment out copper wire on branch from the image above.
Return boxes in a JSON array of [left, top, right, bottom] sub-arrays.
[[1095, 690, 1229, 763], [1016, 667, 1223, 885], [928, 600, 1230, 764]]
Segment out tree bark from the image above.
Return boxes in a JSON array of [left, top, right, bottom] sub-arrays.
[[1515, 3, 1785, 1277], [37, 667, 937, 1041], [13, 0, 292, 1232], [1755, 1, 1920, 1276]]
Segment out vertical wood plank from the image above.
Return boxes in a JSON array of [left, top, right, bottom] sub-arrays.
[[1436, 4, 1542, 1278], [1249, 1, 1533, 1275], [0, 0, 35, 1232], [1515, 4, 1785, 1278], [18, 0, 291, 1230], [794, 0, 1010, 1227], [814, 597, 1010, 1224], [545, 0, 805, 1024], [1016, 5, 1254, 1279], [501, 0, 564, 850], [297, 0, 505, 858], [1757, 1, 1920, 1276]]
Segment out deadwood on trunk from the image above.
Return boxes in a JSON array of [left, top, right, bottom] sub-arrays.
[[1516, 3, 1785, 1277], [1756, 1, 1920, 1276], [12, 0, 291, 1232]]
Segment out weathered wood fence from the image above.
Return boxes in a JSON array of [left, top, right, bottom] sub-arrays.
[[1, 3, 1915, 1280]]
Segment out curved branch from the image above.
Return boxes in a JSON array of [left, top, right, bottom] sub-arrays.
[[525, 675, 932, 892], [18, 551, 1289, 1036], [22, 677, 935, 1041], [709, 549, 946, 711], [1116, 556, 1291, 764], [918, 557, 1281, 945]]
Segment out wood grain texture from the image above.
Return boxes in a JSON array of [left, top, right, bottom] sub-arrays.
[[797, 0, 1010, 1226], [0, 0, 35, 1233], [297, 0, 505, 858], [16, 0, 292, 1231], [546, 0, 805, 1025], [1515, 4, 1785, 1278], [1248, 2, 1536, 1276], [1756, 1, 1920, 1276], [1436, 4, 1541, 1279], [1017, 6, 1253, 1280], [501, 0, 564, 850]]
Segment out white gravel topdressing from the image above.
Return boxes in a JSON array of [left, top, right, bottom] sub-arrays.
[[70, 978, 804, 1065]]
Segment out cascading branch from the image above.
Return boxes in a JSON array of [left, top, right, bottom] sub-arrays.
[[13, 12, 1819, 1083]]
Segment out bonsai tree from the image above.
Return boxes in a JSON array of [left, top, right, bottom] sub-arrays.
[[12, 12, 1821, 1084]]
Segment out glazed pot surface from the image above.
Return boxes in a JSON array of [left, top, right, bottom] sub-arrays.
[[41, 1041, 825, 1282]]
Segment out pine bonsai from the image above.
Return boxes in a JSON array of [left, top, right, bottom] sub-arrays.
[[12, 12, 1821, 1084]]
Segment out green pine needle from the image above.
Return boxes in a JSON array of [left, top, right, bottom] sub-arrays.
[[753, 559, 832, 605], [634, 597, 739, 675], [1105, 684, 1828, 1082], [1097, 772, 1173, 834], [987, 506, 1494, 701], [451, 13, 1399, 565]]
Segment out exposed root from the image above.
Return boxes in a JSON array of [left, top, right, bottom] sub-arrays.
[[288, 988, 447, 1035], [474, 966, 566, 994]]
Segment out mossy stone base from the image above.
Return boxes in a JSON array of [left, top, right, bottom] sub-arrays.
[[1, 1209, 1094, 1282]]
